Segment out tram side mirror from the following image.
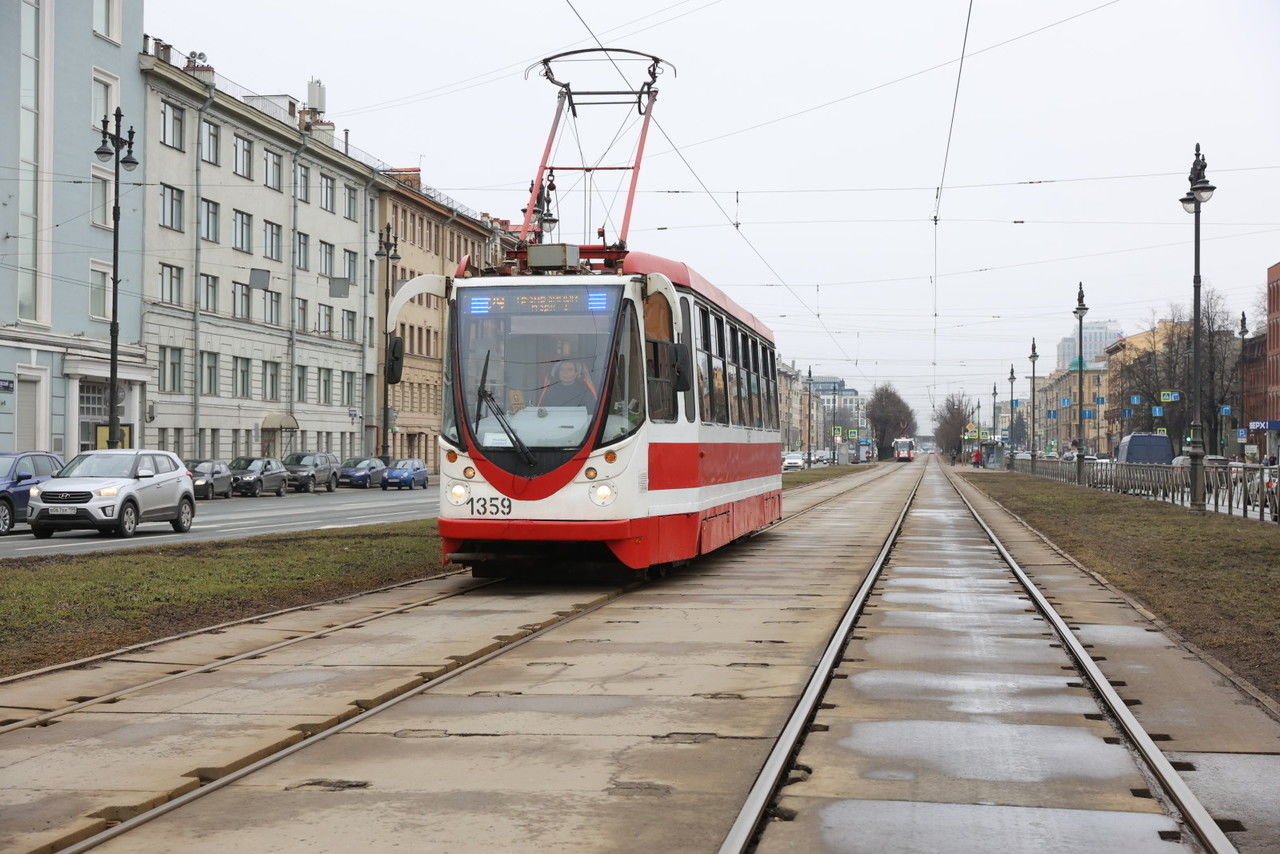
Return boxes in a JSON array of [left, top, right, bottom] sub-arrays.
[[672, 342, 693, 393], [385, 335, 405, 385]]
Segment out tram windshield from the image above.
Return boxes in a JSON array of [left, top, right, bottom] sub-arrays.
[[446, 284, 642, 461]]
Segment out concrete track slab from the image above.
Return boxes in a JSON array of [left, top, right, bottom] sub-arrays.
[[0, 789, 119, 854], [758, 798, 1188, 854], [0, 661, 183, 711], [106, 625, 316, 665], [841, 632, 1066, 675], [858, 608, 1049, 636], [531, 606, 847, 648], [1166, 752, 1280, 854]]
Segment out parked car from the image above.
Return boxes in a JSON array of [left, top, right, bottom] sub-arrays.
[[27, 449, 194, 539], [781, 454, 805, 472], [1117, 432, 1174, 464], [184, 459, 233, 500], [282, 451, 340, 493], [1014, 451, 1032, 460], [228, 457, 289, 497], [0, 451, 64, 535], [338, 457, 387, 488], [382, 458, 430, 490]]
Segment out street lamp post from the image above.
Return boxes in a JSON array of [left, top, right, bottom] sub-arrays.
[[1008, 365, 1016, 470], [805, 367, 812, 469], [94, 107, 139, 449], [991, 382, 997, 469], [1239, 311, 1247, 458], [374, 223, 401, 461], [1074, 283, 1088, 485], [1029, 339, 1039, 473], [1180, 144, 1215, 512]]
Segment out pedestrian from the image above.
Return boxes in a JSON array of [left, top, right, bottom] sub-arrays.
[[971, 447, 983, 468]]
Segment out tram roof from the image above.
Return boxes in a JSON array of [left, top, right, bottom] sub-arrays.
[[621, 252, 774, 344]]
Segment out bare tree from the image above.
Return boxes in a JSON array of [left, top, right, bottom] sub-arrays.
[[866, 384, 917, 460], [933, 392, 973, 457]]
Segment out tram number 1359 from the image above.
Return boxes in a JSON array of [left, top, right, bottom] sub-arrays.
[[466, 496, 513, 516]]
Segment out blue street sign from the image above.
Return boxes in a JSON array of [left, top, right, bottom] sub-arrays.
[[1152, 405, 1164, 417], [1220, 405, 1231, 415], [1160, 390, 1181, 402], [1095, 396, 1105, 405], [1130, 395, 1142, 405], [1011, 399, 1021, 408], [1122, 408, 1134, 418], [1238, 428, 1248, 441], [1083, 410, 1095, 420], [1046, 409, 1057, 419], [1060, 397, 1072, 407]]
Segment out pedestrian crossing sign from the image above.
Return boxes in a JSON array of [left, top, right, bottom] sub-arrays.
[[832, 426, 842, 437], [1155, 427, 1168, 435]]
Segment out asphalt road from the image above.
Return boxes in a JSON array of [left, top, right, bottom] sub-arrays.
[[0, 483, 440, 560]]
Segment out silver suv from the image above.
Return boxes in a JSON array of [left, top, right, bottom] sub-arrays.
[[28, 449, 195, 539]]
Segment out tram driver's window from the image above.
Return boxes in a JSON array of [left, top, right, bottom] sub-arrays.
[[643, 292, 677, 422]]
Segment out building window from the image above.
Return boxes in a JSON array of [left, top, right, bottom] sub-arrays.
[[159, 263, 182, 304], [342, 371, 356, 406], [200, 351, 220, 395], [263, 150, 282, 190], [232, 282, 251, 319], [343, 249, 358, 283], [294, 298, 308, 330], [368, 317, 375, 346], [90, 264, 109, 319], [200, 120, 220, 165], [233, 210, 252, 252], [90, 167, 112, 228], [294, 232, 309, 269], [264, 221, 282, 260], [320, 175, 335, 212], [199, 198, 219, 242], [263, 361, 280, 400], [91, 68, 118, 128], [159, 346, 183, 392], [318, 368, 333, 405], [342, 309, 356, 341], [294, 365, 308, 403], [264, 290, 281, 325], [233, 357, 251, 398], [199, 273, 218, 312], [159, 184, 184, 230], [160, 101, 185, 150], [318, 303, 333, 335], [319, 241, 334, 276], [294, 163, 310, 202], [93, 0, 120, 40], [233, 135, 253, 178], [344, 185, 358, 220]]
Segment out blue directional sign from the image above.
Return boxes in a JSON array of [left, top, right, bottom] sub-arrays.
[[1122, 408, 1134, 418], [1060, 397, 1072, 407], [1046, 409, 1057, 419], [1083, 410, 1095, 420], [1095, 396, 1106, 405], [1220, 405, 1232, 415], [1152, 405, 1164, 417], [1130, 395, 1142, 405], [1011, 399, 1021, 408]]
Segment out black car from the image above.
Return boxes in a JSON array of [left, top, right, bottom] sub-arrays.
[[228, 457, 289, 497], [184, 459, 234, 500], [281, 451, 340, 493]]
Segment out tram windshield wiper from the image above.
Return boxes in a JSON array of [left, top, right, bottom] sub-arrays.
[[473, 350, 536, 469]]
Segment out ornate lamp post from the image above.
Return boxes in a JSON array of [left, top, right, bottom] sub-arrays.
[[94, 107, 139, 449], [1180, 144, 1215, 511], [1008, 364, 1016, 469], [1239, 311, 1247, 458], [1029, 339, 1039, 474], [1074, 283, 1088, 485], [374, 223, 401, 461]]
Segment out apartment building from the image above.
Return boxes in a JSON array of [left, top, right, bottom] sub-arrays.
[[1, 0, 148, 453], [139, 45, 384, 461], [1038, 366, 1107, 455], [377, 170, 509, 466]]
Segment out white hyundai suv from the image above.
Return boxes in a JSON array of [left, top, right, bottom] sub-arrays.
[[28, 449, 195, 539]]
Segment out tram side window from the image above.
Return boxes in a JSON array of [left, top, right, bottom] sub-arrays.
[[726, 327, 741, 426], [766, 348, 779, 429], [749, 338, 762, 428], [680, 298, 695, 422], [697, 306, 714, 424], [712, 315, 729, 424], [643, 292, 677, 422]]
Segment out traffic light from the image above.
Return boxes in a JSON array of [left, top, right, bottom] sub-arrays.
[[385, 335, 404, 384]]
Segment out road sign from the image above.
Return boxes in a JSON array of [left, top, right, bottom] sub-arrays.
[[1095, 396, 1105, 405], [1155, 427, 1168, 435], [1129, 395, 1141, 404], [1220, 405, 1231, 415], [849, 429, 859, 438], [832, 426, 842, 437], [965, 422, 976, 432], [1060, 397, 1072, 407], [1011, 399, 1020, 408], [1237, 429, 1248, 441], [1046, 409, 1057, 419], [1151, 405, 1164, 417], [1121, 408, 1134, 418], [1082, 410, 1095, 420], [979, 431, 990, 440], [1001, 430, 1009, 439], [1159, 390, 1181, 402]]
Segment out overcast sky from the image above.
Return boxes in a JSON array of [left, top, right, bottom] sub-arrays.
[[146, 0, 1280, 427]]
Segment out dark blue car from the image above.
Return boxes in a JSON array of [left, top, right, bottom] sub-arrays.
[[338, 457, 386, 488], [0, 451, 64, 535], [381, 458, 430, 490]]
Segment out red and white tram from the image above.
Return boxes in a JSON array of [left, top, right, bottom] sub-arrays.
[[893, 437, 916, 462], [437, 252, 782, 572]]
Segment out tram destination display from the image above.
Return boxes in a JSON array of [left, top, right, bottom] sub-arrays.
[[465, 287, 617, 316]]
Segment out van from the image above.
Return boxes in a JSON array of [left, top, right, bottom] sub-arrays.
[[1116, 432, 1174, 464]]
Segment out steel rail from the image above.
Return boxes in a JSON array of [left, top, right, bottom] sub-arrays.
[[945, 470, 1237, 854], [58, 462, 906, 853], [719, 459, 928, 853]]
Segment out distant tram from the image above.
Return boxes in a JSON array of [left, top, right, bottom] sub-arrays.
[[893, 437, 916, 462]]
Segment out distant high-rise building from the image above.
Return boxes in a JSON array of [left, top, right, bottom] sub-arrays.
[[1057, 321, 1123, 370]]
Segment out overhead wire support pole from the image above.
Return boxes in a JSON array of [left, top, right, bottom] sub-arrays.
[[518, 90, 568, 242], [617, 87, 658, 245]]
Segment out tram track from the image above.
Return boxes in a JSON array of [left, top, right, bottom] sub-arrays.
[[5, 464, 905, 854], [721, 457, 1236, 854]]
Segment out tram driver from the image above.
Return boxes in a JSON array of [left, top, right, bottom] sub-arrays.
[[540, 360, 597, 409]]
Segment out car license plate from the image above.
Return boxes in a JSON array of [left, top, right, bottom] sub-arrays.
[[48, 506, 76, 515]]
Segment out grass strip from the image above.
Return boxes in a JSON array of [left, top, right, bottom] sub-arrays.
[[960, 472, 1280, 704], [0, 520, 443, 677], [782, 463, 878, 488]]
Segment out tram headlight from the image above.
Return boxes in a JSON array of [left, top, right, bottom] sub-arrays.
[[463, 466, 476, 479], [589, 481, 617, 506], [447, 481, 471, 505]]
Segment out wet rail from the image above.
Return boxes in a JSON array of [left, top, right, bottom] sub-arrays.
[[721, 458, 1236, 854]]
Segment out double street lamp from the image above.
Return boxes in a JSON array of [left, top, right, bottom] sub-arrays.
[[1074, 283, 1088, 485], [94, 107, 139, 449], [1007, 364, 1015, 470], [1029, 338, 1039, 473], [374, 223, 401, 461], [1180, 144, 1215, 512]]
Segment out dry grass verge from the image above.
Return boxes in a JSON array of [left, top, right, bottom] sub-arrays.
[[960, 472, 1280, 703], [0, 520, 443, 677], [782, 463, 878, 488]]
